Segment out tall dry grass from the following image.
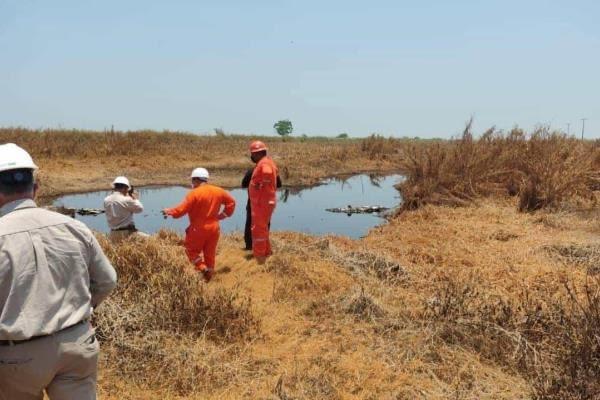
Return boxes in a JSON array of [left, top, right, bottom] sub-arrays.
[[94, 231, 258, 394], [1, 127, 408, 197], [1, 127, 407, 162], [423, 266, 600, 399], [365, 197, 600, 400], [398, 121, 599, 212]]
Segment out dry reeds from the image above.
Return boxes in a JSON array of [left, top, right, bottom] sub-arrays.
[[398, 121, 599, 212], [0, 127, 407, 197], [423, 270, 600, 400]]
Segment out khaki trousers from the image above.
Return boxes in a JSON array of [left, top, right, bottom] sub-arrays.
[[0, 322, 99, 400], [108, 229, 149, 242]]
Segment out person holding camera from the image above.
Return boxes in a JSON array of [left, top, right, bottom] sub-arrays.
[[103, 176, 147, 241]]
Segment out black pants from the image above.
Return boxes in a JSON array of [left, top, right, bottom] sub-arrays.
[[244, 202, 253, 250], [244, 201, 271, 250]]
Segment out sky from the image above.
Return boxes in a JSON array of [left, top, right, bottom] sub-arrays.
[[1, 0, 599, 138]]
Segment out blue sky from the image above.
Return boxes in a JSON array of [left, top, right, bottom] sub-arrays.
[[1, 1, 598, 138]]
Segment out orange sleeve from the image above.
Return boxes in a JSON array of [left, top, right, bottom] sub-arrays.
[[259, 163, 273, 183], [222, 189, 236, 217], [166, 191, 194, 218], [252, 164, 272, 189]]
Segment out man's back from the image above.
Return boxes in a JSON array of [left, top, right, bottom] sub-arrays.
[[0, 143, 117, 400], [0, 199, 117, 341], [103, 191, 143, 229], [168, 184, 235, 228]]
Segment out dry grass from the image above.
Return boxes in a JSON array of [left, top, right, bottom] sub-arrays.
[[398, 121, 600, 212], [94, 232, 258, 395], [365, 200, 600, 399], [1, 127, 406, 198], [12, 125, 599, 398], [88, 195, 599, 399]]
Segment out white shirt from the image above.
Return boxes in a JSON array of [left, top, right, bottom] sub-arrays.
[[103, 191, 144, 230], [0, 199, 117, 340]]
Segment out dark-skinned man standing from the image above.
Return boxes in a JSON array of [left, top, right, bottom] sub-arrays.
[[247, 141, 279, 263], [241, 167, 282, 251]]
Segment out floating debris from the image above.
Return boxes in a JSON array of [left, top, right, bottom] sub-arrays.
[[46, 205, 76, 218], [77, 208, 105, 216], [325, 205, 389, 215], [45, 206, 104, 217]]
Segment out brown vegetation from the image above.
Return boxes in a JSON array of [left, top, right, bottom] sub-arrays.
[[398, 121, 600, 212], [365, 201, 600, 400], [94, 232, 258, 394], [1, 127, 406, 198], [7, 125, 599, 398], [91, 194, 598, 399]]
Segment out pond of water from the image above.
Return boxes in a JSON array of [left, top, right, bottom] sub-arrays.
[[53, 174, 403, 239]]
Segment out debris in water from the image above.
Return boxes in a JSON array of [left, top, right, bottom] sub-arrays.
[[46, 206, 104, 217], [77, 208, 105, 216], [46, 205, 76, 218], [325, 205, 389, 215]]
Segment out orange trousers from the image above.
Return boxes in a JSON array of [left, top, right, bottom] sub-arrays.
[[184, 224, 220, 272], [251, 204, 275, 258]]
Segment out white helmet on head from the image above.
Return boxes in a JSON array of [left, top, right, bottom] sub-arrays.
[[190, 168, 209, 181], [0, 143, 38, 173], [112, 176, 130, 188]]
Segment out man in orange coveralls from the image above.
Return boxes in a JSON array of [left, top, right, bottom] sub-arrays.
[[162, 168, 235, 282], [248, 140, 279, 264]]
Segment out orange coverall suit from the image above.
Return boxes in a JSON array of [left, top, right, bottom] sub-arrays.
[[165, 184, 236, 274], [249, 156, 278, 258]]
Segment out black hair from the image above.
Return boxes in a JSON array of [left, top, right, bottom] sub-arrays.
[[114, 183, 129, 191], [0, 169, 35, 195]]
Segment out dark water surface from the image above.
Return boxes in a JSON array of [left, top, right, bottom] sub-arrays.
[[53, 174, 403, 239]]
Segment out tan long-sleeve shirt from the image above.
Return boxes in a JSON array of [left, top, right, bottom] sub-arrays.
[[104, 192, 144, 230], [0, 199, 117, 340]]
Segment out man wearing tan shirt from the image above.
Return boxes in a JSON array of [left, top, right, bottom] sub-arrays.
[[0, 143, 117, 400], [104, 176, 147, 241]]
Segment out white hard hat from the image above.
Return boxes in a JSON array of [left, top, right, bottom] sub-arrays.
[[0, 143, 38, 173], [190, 168, 209, 180], [112, 176, 131, 188]]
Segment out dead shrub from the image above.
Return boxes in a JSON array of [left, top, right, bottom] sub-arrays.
[[490, 229, 520, 242], [343, 287, 386, 321], [398, 121, 597, 212], [360, 134, 399, 160], [327, 247, 408, 284], [96, 232, 257, 341], [545, 244, 600, 274], [423, 270, 600, 399]]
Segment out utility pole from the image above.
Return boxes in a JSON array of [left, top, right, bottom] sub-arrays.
[[566, 122, 570, 135], [581, 118, 587, 140]]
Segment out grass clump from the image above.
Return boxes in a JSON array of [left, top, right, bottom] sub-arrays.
[[96, 231, 257, 340], [423, 269, 600, 400], [94, 230, 258, 394]]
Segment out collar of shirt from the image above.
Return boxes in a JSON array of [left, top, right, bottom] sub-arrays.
[[0, 198, 38, 217]]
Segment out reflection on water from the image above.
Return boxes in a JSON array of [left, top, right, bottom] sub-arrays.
[[53, 174, 402, 239]]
